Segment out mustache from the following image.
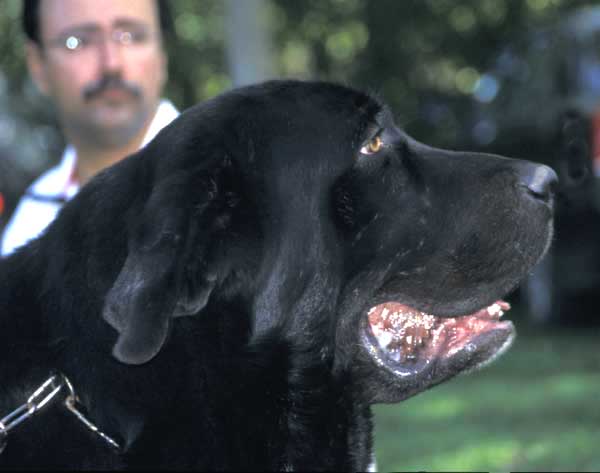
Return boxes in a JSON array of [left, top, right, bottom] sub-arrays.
[[83, 75, 142, 101]]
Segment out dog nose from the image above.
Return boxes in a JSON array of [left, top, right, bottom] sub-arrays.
[[517, 163, 558, 202]]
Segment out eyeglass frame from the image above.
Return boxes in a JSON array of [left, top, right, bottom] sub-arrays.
[[43, 24, 160, 53]]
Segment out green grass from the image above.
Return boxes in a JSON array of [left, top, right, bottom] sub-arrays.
[[373, 323, 600, 472]]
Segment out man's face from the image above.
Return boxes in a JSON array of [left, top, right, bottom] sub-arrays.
[[27, 0, 167, 148]]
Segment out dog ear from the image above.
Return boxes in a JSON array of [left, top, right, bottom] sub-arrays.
[[102, 170, 220, 365]]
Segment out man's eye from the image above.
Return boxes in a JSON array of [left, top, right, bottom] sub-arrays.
[[130, 30, 150, 43], [64, 35, 87, 50], [116, 29, 150, 45], [360, 135, 384, 155]]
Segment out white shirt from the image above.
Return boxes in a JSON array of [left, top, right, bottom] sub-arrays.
[[1, 100, 179, 256]]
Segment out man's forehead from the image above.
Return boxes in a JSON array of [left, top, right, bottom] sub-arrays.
[[39, 0, 159, 36]]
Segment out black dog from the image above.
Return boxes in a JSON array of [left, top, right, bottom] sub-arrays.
[[0, 81, 555, 470]]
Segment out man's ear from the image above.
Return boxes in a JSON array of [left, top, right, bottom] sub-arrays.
[[25, 41, 51, 96], [102, 170, 221, 365]]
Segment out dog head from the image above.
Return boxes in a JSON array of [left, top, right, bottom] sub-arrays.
[[100, 80, 555, 402]]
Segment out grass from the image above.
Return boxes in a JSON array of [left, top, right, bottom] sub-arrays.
[[373, 321, 600, 472]]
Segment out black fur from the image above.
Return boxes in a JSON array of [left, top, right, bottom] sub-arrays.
[[0, 80, 554, 469]]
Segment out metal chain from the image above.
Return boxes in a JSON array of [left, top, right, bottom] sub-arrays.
[[0, 375, 64, 454], [0, 373, 122, 455]]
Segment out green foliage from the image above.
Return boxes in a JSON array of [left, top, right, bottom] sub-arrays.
[[269, 0, 599, 146], [164, 0, 229, 106], [0, 0, 27, 95]]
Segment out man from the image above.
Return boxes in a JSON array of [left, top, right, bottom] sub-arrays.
[[1, 0, 178, 256]]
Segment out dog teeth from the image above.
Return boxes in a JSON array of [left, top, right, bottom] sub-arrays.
[[487, 303, 504, 318], [487, 303, 499, 315]]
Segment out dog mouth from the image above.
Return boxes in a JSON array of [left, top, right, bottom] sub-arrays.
[[365, 300, 514, 374]]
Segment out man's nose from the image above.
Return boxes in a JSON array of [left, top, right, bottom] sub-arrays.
[[98, 36, 124, 73]]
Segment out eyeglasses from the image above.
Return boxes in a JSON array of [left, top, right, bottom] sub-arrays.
[[46, 27, 157, 53]]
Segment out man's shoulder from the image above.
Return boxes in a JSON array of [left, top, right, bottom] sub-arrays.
[[0, 151, 74, 256]]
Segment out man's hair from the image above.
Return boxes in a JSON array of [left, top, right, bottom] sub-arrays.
[[22, 0, 173, 44]]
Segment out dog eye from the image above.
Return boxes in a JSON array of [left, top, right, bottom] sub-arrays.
[[360, 135, 383, 155]]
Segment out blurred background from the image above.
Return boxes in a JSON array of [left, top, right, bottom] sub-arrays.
[[1, 0, 599, 470]]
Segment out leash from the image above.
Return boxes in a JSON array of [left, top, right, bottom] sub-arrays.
[[0, 373, 122, 455]]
